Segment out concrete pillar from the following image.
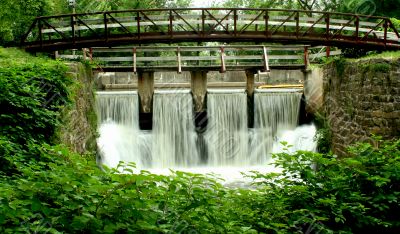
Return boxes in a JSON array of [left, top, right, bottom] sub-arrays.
[[246, 70, 255, 97], [138, 71, 154, 113], [246, 70, 255, 128], [304, 67, 323, 114], [190, 71, 207, 112]]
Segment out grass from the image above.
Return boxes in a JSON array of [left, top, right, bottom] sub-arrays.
[[355, 50, 400, 61]]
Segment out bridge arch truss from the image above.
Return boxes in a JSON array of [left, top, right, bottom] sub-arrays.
[[22, 8, 400, 51]]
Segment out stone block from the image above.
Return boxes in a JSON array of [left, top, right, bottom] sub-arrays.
[[371, 110, 384, 118], [383, 111, 400, 119]]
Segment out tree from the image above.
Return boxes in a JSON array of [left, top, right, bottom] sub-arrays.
[[0, 0, 53, 46], [222, 0, 400, 16], [223, 0, 296, 9], [0, 0, 193, 47], [297, 0, 317, 10]]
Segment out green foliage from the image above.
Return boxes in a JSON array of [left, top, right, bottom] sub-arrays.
[[361, 62, 391, 73], [222, 0, 400, 14], [0, 0, 53, 46], [0, 0, 192, 46], [2, 137, 399, 233], [340, 47, 370, 59], [250, 138, 400, 233], [325, 56, 347, 77], [0, 47, 75, 176], [391, 18, 400, 31], [0, 48, 71, 145]]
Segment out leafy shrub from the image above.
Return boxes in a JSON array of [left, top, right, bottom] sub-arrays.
[[1, 138, 398, 233], [0, 48, 73, 174], [0, 48, 72, 145], [390, 18, 400, 32], [250, 139, 400, 233], [340, 47, 371, 59]]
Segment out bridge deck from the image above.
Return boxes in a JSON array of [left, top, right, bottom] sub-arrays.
[[22, 8, 400, 51]]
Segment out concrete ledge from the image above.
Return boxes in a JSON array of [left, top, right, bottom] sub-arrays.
[[104, 82, 270, 90]]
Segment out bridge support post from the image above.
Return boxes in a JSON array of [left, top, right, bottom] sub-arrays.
[[190, 71, 208, 112], [138, 71, 154, 113], [246, 70, 256, 128], [246, 70, 255, 98]]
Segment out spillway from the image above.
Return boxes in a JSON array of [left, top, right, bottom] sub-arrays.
[[96, 91, 150, 169], [152, 90, 199, 168], [96, 88, 317, 183], [204, 90, 249, 166], [251, 89, 303, 164]]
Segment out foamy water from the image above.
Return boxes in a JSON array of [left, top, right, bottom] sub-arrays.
[[96, 89, 317, 187]]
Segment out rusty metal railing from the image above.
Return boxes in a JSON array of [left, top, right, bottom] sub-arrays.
[[22, 8, 400, 51]]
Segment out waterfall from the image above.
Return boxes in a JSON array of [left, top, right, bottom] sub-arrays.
[[251, 89, 302, 163], [96, 91, 150, 169], [95, 87, 316, 177], [152, 90, 199, 168], [204, 90, 249, 166], [96, 91, 138, 127]]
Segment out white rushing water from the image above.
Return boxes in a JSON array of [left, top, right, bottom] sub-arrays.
[[272, 124, 317, 153], [152, 90, 199, 168], [204, 89, 249, 166], [96, 88, 317, 185], [251, 89, 303, 164], [96, 91, 150, 169]]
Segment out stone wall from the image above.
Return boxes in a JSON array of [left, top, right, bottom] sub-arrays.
[[57, 62, 97, 154], [323, 57, 400, 155]]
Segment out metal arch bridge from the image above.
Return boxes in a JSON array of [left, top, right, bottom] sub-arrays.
[[22, 8, 400, 52]]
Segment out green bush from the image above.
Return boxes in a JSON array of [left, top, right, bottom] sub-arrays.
[[0, 48, 72, 145], [1, 138, 399, 233], [249, 139, 400, 233]]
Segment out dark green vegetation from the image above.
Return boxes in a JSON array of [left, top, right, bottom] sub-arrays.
[[222, 0, 400, 16], [0, 48, 71, 145], [0, 0, 191, 47], [0, 48, 399, 233]]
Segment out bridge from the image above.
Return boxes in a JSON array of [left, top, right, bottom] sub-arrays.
[[22, 8, 400, 52], [59, 45, 340, 72]]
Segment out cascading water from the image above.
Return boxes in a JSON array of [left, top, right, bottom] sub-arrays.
[[251, 89, 303, 164], [272, 124, 317, 154], [204, 90, 249, 166], [96, 91, 138, 127], [152, 90, 199, 168], [95, 87, 317, 186], [96, 91, 150, 169]]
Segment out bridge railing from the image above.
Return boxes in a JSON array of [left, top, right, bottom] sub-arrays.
[[23, 8, 400, 51], [58, 45, 340, 72]]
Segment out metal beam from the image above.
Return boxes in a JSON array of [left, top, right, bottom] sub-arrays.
[[22, 8, 400, 52]]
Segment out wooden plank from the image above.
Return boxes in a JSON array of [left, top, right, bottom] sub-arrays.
[[91, 45, 305, 53], [59, 55, 82, 59], [310, 50, 341, 59], [95, 56, 176, 62], [86, 54, 303, 62]]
